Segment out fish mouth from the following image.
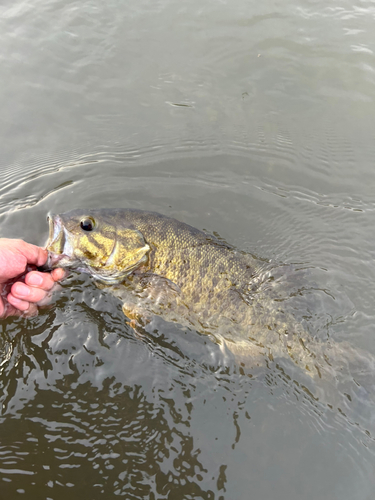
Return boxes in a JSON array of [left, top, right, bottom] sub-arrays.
[[42, 214, 76, 270]]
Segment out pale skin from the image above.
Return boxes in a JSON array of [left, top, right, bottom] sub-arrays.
[[0, 238, 64, 318]]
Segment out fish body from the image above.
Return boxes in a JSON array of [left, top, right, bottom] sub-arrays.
[[44, 208, 375, 434], [46, 209, 260, 328], [44, 209, 368, 379]]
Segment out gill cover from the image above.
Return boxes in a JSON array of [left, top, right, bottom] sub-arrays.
[[99, 227, 150, 282]]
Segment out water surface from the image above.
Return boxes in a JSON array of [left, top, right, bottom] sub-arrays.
[[1, 0, 375, 498]]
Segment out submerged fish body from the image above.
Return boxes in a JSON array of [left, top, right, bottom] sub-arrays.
[[44, 209, 373, 386], [45, 208, 262, 328]]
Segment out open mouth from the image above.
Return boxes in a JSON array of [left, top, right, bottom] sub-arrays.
[[43, 214, 75, 270], [46, 214, 63, 247]]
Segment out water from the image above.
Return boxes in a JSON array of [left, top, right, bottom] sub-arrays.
[[1, 0, 375, 498]]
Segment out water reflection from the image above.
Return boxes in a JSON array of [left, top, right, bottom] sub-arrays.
[[1, 265, 375, 498], [0, 382, 224, 498], [0, 290, 218, 497]]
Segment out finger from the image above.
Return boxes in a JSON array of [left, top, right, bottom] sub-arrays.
[[25, 268, 66, 290], [15, 240, 48, 267], [0, 297, 4, 318], [7, 293, 31, 312], [51, 268, 66, 281], [10, 282, 50, 304], [0, 239, 48, 267], [25, 271, 56, 291], [25, 271, 54, 290], [6, 294, 38, 317], [0, 240, 49, 284]]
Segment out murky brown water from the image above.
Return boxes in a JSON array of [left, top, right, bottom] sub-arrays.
[[1, 1, 375, 498]]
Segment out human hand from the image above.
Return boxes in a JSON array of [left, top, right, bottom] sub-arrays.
[[0, 238, 65, 318]]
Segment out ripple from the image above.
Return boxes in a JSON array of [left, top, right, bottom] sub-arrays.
[[1, 0, 375, 496]]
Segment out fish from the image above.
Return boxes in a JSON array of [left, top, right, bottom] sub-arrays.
[[44, 208, 375, 386], [45, 209, 266, 334], [44, 209, 286, 338]]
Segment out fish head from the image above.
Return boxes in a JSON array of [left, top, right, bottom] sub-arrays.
[[44, 209, 150, 283]]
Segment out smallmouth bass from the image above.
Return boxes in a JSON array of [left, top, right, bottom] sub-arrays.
[[44, 208, 375, 387]]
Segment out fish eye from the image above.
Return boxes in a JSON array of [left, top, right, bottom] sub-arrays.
[[80, 217, 95, 231]]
